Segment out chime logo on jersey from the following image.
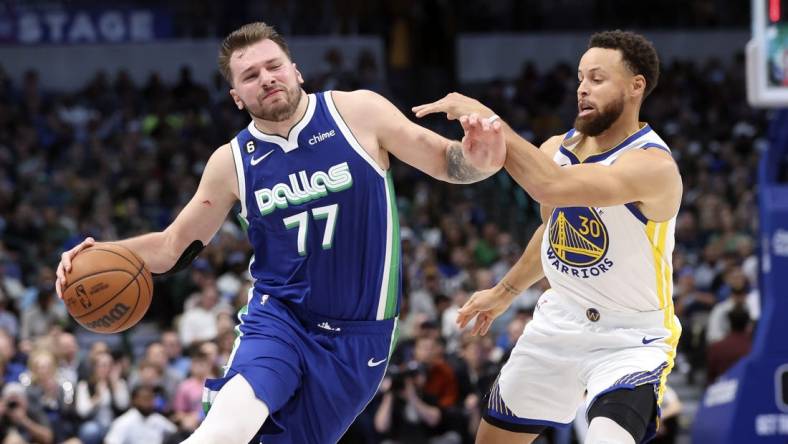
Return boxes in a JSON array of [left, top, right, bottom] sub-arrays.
[[547, 207, 613, 278], [254, 162, 353, 216]]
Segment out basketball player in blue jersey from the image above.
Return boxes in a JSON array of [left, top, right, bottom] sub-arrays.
[[415, 31, 682, 444], [54, 22, 506, 444]]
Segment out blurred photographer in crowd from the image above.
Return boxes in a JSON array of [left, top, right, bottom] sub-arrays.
[[374, 361, 443, 443], [0, 382, 52, 444]]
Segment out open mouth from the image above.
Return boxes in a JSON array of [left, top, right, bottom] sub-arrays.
[[578, 102, 595, 117]]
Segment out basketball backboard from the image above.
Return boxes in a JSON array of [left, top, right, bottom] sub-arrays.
[[747, 0, 788, 106]]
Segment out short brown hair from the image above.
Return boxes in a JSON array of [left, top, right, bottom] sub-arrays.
[[218, 22, 291, 85], [588, 30, 660, 99]]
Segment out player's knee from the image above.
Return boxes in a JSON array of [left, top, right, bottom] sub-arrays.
[[183, 375, 269, 444], [475, 418, 540, 444], [587, 385, 656, 444], [585, 417, 637, 444]]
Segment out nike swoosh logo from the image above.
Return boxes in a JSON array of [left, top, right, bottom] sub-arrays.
[[250, 150, 275, 166], [642, 336, 664, 344], [367, 358, 386, 367]]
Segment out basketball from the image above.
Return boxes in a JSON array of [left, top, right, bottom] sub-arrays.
[[62, 243, 153, 334]]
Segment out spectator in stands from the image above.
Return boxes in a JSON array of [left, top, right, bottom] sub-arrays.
[[0, 287, 18, 339], [129, 361, 169, 414], [374, 361, 452, 444], [216, 329, 236, 369], [413, 335, 459, 410], [24, 349, 78, 442], [75, 351, 129, 444], [77, 342, 110, 382], [453, 334, 497, 440], [178, 282, 230, 347], [161, 330, 191, 380], [441, 284, 472, 353], [20, 268, 65, 342], [491, 309, 530, 363], [55, 332, 80, 386], [706, 304, 753, 384], [0, 330, 25, 385], [172, 352, 212, 436], [215, 251, 247, 302], [197, 341, 223, 377], [0, 382, 52, 444], [104, 385, 177, 444], [408, 266, 442, 321], [133, 343, 182, 403], [706, 269, 757, 344]]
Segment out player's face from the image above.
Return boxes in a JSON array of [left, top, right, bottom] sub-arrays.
[[574, 47, 632, 136], [229, 39, 304, 122]]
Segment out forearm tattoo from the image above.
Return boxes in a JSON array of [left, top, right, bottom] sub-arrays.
[[501, 280, 520, 296], [446, 142, 486, 183]]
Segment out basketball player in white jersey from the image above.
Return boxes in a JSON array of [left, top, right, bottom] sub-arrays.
[[415, 31, 682, 444]]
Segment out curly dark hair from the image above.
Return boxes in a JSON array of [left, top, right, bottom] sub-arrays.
[[588, 30, 660, 99]]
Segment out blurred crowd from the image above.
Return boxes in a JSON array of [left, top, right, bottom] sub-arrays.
[[0, 38, 768, 444], [50, 0, 747, 37]]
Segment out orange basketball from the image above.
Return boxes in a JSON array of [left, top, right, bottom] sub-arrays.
[[62, 243, 153, 334]]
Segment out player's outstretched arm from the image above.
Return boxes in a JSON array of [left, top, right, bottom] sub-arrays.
[[457, 204, 551, 336], [331, 90, 505, 184], [503, 129, 682, 220], [416, 93, 682, 220], [56, 144, 238, 298]]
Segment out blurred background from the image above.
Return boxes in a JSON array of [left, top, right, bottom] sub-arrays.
[[0, 1, 774, 443]]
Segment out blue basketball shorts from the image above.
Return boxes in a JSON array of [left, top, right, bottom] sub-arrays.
[[203, 293, 397, 444]]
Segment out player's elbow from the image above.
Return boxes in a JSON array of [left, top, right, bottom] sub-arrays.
[[529, 180, 565, 207]]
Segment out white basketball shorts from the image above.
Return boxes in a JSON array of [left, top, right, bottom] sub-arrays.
[[483, 289, 681, 435]]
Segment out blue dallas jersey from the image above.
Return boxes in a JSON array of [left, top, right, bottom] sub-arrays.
[[229, 91, 401, 321]]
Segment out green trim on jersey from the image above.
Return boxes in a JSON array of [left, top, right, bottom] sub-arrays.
[[383, 171, 400, 319]]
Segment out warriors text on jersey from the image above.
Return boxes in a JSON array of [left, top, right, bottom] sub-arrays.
[[541, 124, 676, 312], [229, 92, 401, 321]]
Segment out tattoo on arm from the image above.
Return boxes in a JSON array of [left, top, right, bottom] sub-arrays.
[[446, 142, 485, 183], [501, 280, 521, 297]]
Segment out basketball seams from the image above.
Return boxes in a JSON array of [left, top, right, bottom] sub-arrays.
[[64, 243, 153, 333], [111, 276, 146, 331], [63, 269, 137, 296], [119, 262, 153, 331], [67, 246, 141, 283], [72, 266, 146, 320], [88, 245, 143, 269]]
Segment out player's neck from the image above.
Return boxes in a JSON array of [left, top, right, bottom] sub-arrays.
[[251, 90, 309, 138], [584, 114, 641, 155]]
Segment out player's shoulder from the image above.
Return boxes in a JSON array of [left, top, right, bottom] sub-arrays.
[[331, 90, 395, 133], [330, 89, 389, 110], [539, 133, 568, 158], [618, 126, 675, 165], [205, 143, 235, 170], [214, 142, 233, 158]]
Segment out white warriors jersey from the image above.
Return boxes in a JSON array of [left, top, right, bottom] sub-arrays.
[[540, 124, 676, 313]]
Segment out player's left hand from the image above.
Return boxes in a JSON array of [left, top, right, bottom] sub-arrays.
[[459, 113, 506, 174], [457, 285, 515, 336], [412, 92, 494, 121]]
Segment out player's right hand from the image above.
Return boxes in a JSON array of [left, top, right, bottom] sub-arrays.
[[457, 286, 516, 336], [55, 237, 96, 299], [412, 92, 495, 121]]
